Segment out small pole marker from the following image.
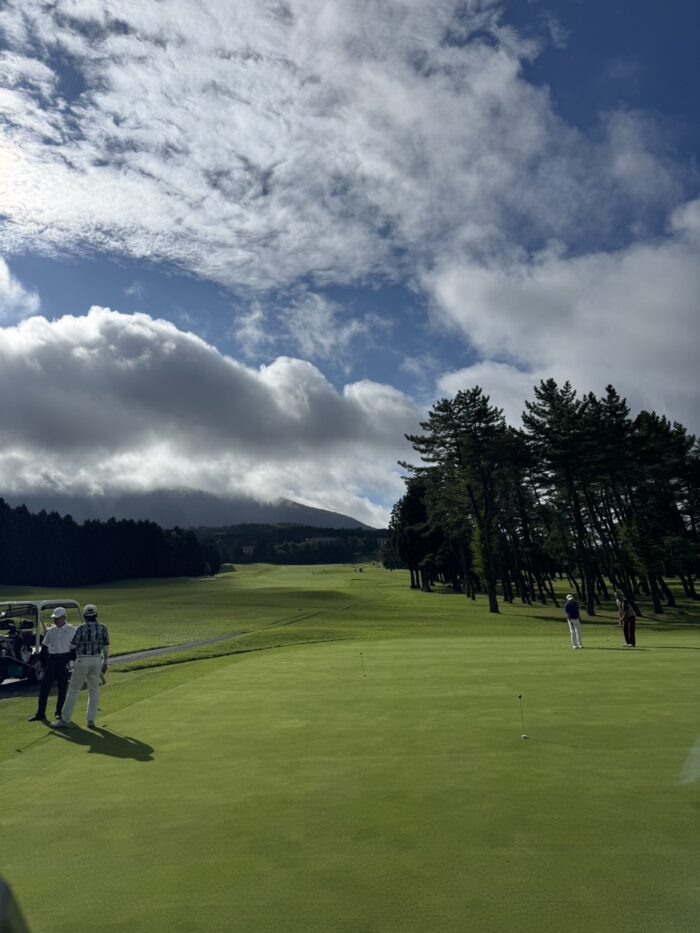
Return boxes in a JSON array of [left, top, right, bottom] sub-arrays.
[[518, 694, 529, 739]]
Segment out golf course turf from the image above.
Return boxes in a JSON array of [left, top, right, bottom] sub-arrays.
[[1, 565, 698, 932]]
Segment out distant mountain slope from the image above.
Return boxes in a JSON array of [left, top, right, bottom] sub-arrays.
[[1, 488, 373, 530]]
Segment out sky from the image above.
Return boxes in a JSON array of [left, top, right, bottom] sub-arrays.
[[0, 0, 698, 527]]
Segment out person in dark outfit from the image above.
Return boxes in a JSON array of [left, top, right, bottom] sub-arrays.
[[27, 607, 76, 722], [615, 589, 637, 648]]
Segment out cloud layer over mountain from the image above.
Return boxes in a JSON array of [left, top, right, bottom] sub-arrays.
[[0, 307, 419, 526]]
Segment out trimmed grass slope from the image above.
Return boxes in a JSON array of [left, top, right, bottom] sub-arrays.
[[1, 567, 698, 932]]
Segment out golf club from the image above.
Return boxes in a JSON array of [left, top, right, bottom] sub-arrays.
[[360, 651, 366, 677], [518, 694, 528, 739]]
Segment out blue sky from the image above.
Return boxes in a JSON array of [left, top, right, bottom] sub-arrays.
[[0, 1, 698, 526]]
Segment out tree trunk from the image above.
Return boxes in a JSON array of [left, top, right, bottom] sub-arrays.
[[486, 581, 499, 613], [658, 576, 676, 607], [647, 573, 663, 614], [679, 573, 698, 600], [569, 479, 596, 615]]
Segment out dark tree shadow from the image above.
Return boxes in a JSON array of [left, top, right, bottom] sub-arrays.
[[48, 725, 154, 761], [643, 645, 700, 650], [529, 613, 700, 633], [530, 614, 618, 628]]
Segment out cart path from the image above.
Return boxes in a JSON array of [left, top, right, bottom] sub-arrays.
[[109, 631, 246, 664], [1, 608, 325, 699], [0, 632, 245, 699]]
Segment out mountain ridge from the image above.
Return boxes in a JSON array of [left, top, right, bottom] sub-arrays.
[[0, 488, 374, 530]]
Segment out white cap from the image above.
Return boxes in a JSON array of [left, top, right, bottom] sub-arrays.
[[51, 607, 67, 618], [83, 604, 98, 618], [566, 594, 574, 601]]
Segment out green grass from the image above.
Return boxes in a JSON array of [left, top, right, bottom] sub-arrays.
[[1, 566, 699, 932]]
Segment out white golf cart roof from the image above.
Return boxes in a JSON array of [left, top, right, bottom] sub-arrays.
[[0, 600, 82, 613]]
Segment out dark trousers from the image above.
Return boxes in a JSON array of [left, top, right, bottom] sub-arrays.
[[623, 616, 636, 647], [35, 654, 71, 718]]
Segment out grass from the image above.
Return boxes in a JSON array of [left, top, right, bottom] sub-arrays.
[[1, 566, 699, 932]]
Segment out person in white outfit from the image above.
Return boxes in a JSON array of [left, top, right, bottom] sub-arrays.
[[564, 594, 583, 649], [51, 604, 109, 730]]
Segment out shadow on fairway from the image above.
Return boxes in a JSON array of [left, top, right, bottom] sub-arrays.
[[530, 614, 619, 628], [530, 613, 700, 632], [582, 646, 630, 651], [526, 738, 579, 750], [48, 726, 154, 762], [646, 644, 700, 650]]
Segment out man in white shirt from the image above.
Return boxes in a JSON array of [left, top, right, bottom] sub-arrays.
[[28, 607, 76, 723]]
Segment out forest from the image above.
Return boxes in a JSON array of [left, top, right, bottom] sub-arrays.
[[384, 380, 699, 614], [201, 523, 386, 565], [0, 499, 221, 585]]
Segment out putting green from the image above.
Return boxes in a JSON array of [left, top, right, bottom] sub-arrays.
[[2, 620, 699, 932]]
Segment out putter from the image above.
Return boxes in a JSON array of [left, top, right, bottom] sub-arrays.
[[518, 694, 528, 739]]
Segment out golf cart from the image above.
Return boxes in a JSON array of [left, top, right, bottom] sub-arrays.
[[0, 600, 83, 685]]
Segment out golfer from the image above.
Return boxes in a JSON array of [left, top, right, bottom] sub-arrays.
[[564, 595, 583, 649], [28, 607, 76, 723], [52, 603, 109, 729], [615, 589, 636, 648]]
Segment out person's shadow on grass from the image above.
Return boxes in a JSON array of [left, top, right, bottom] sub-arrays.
[[49, 725, 154, 762]]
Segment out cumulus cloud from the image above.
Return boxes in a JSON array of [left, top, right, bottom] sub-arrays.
[[0, 307, 419, 524], [430, 202, 700, 430], [438, 361, 536, 425], [0, 258, 41, 319]]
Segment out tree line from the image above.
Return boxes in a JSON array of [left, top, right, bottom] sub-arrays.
[[0, 499, 221, 586], [204, 523, 386, 565], [384, 380, 699, 615]]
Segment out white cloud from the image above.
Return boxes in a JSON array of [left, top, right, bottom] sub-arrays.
[[233, 300, 272, 358], [430, 203, 700, 430], [282, 292, 367, 362], [0, 50, 56, 96], [670, 197, 700, 241], [231, 289, 391, 370], [0, 0, 690, 294], [0, 307, 419, 524], [124, 280, 144, 299], [438, 361, 537, 425], [0, 0, 697, 493], [0, 258, 41, 319]]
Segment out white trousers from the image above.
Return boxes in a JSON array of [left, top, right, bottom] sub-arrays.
[[567, 617, 583, 648], [62, 657, 103, 723]]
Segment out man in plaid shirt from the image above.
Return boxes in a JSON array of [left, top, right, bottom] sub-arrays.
[[51, 603, 110, 730]]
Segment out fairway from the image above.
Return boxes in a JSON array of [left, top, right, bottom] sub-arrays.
[[1, 567, 698, 933]]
